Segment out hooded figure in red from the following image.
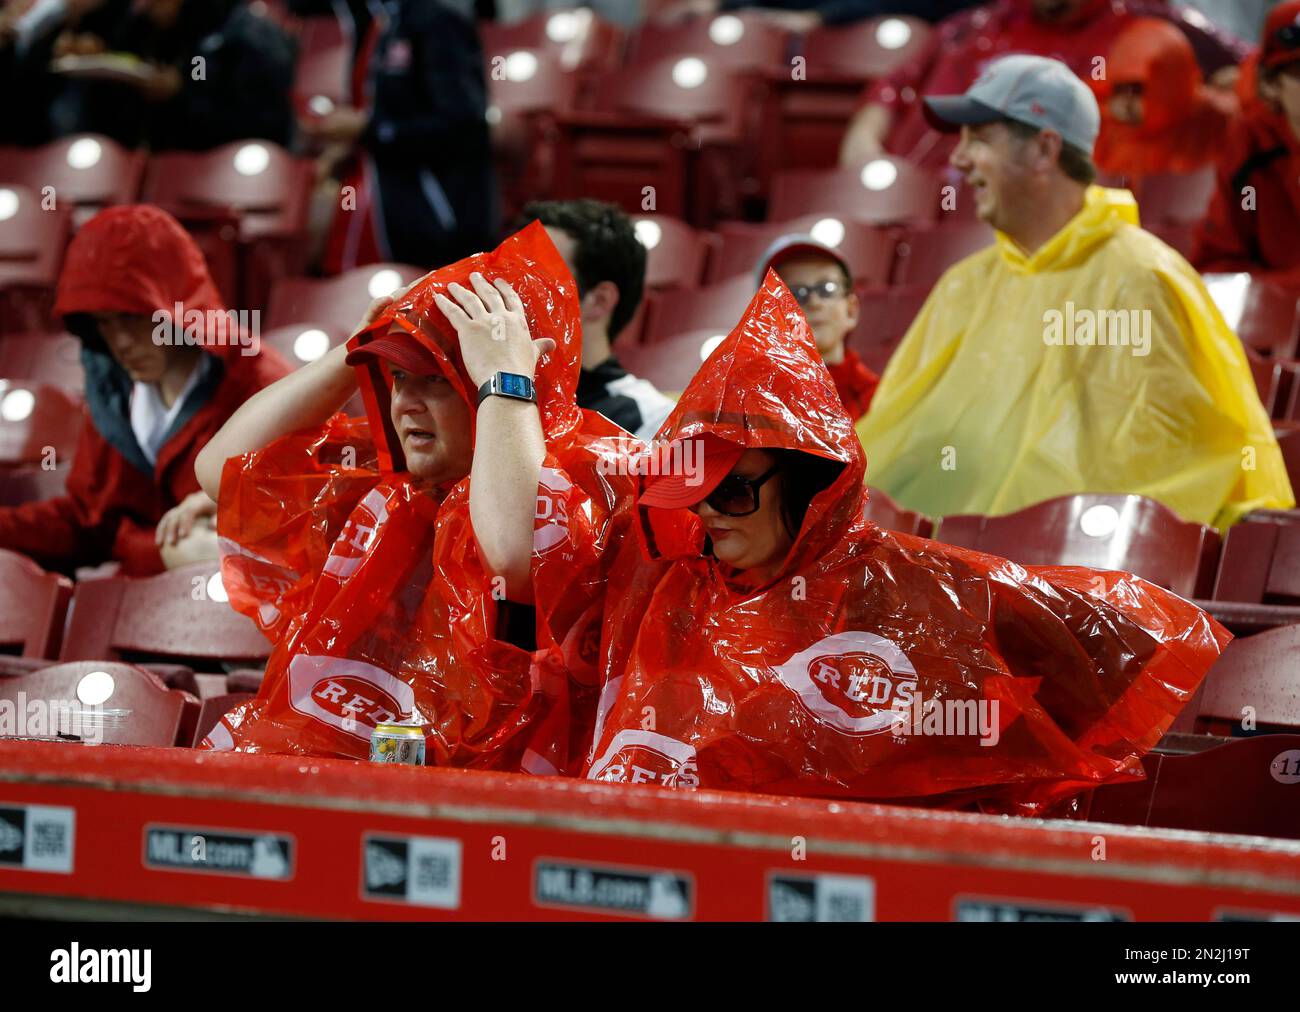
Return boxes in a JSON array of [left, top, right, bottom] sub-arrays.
[[584, 274, 1229, 814], [0, 205, 289, 575], [1094, 18, 1237, 182], [203, 223, 633, 774], [1193, 1, 1300, 287]]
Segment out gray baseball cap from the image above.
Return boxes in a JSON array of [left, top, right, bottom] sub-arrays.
[[923, 54, 1101, 155]]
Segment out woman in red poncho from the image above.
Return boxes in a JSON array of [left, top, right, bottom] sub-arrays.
[[582, 274, 1230, 814], [195, 224, 632, 774], [1094, 18, 1237, 183]]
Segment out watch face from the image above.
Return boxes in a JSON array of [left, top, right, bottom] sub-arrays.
[[499, 373, 532, 398]]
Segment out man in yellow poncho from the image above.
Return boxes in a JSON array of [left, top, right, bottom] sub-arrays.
[[856, 54, 1293, 529]]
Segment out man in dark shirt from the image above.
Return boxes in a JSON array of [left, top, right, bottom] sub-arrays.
[[525, 200, 675, 441]]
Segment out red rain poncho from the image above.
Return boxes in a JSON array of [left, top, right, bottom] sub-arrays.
[[1094, 18, 1236, 182], [584, 274, 1230, 814], [202, 223, 633, 774]]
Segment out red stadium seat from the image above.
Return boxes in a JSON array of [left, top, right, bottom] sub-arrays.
[[1131, 167, 1216, 227], [0, 332, 83, 394], [632, 214, 712, 289], [864, 486, 932, 537], [1212, 518, 1300, 607], [771, 16, 932, 172], [0, 134, 145, 225], [552, 58, 759, 223], [627, 13, 789, 73], [292, 12, 351, 118], [0, 661, 191, 747], [934, 493, 1221, 599], [487, 47, 583, 217], [847, 285, 927, 373], [142, 141, 315, 310], [1279, 425, 1300, 490], [643, 274, 755, 343], [259, 322, 350, 369], [60, 563, 270, 672], [709, 215, 895, 286], [1203, 273, 1300, 359], [891, 222, 995, 288], [265, 263, 425, 331], [766, 160, 939, 225], [481, 7, 626, 73], [0, 184, 72, 333], [1086, 734, 1300, 839], [0, 466, 70, 508], [1197, 623, 1300, 735], [0, 382, 81, 469], [0, 549, 72, 658], [618, 328, 726, 392], [190, 692, 256, 748], [1277, 362, 1300, 421]]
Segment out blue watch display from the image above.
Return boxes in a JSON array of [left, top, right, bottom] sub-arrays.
[[477, 372, 536, 405]]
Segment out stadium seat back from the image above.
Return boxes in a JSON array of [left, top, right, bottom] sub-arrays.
[[481, 7, 626, 73], [1213, 520, 1300, 604], [0, 382, 81, 468], [891, 222, 995, 288], [265, 263, 425, 330], [643, 274, 755, 343], [487, 47, 581, 119], [934, 493, 1221, 599], [847, 285, 927, 373], [0, 549, 72, 658], [1132, 167, 1216, 226], [767, 161, 939, 225], [0, 660, 188, 747], [631, 214, 710, 289], [618, 327, 725, 394], [143, 141, 313, 240], [1204, 273, 1300, 359], [710, 216, 895, 286], [0, 183, 71, 286], [191, 692, 256, 748], [0, 332, 84, 394], [1198, 623, 1300, 730], [1086, 734, 1300, 839], [863, 486, 932, 537], [627, 14, 789, 73], [596, 57, 749, 125], [798, 16, 932, 81], [0, 134, 145, 221], [259, 323, 350, 369], [60, 563, 270, 670]]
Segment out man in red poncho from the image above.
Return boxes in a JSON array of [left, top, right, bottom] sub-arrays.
[[0, 204, 290, 575], [1094, 17, 1238, 183], [195, 224, 632, 774], [1193, 1, 1300, 287], [839, 0, 1246, 173], [580, 274, 1229, 814]]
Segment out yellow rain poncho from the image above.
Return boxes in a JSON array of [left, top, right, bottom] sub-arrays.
[[856, 187, 1293, 528]]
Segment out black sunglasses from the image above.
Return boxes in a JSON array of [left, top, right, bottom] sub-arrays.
[[789, 280, 848, 307], [689, 465, 781, 517]]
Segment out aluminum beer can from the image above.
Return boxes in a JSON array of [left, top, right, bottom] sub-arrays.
[[370, 722, 426, 765]]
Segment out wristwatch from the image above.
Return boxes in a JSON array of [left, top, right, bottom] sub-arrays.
[[476, 371, 536, 406]]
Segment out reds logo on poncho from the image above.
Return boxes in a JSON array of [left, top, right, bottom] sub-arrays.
[[533, 466, 572, 556], [587, 730, 700, 789], [287, 655, 414, 741], [773, 632, 919, 736]]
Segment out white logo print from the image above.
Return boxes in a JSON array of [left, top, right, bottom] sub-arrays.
[[772, 631, 918, 736]]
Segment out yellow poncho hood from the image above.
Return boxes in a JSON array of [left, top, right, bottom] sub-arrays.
[[856, 186, 1293, 528]]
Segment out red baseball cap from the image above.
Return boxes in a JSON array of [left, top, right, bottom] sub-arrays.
[[345, 333, 444, 376], [638, 433, 745, 510], [1262, 1, 1300, 70]]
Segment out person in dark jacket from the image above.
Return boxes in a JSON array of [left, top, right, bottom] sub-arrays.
[[51, 0, 297, 150], [315, 0, 499, 273], [0, 205, 290, 576]]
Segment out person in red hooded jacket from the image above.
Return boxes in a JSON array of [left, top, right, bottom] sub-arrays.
[[0, 204, 289, 576], [839, 0, 1246, 173], [1094, 18, 1238, 183], [1193, 1, 1300, 287], [580, 274, 1229, 814], [194, 224, 633, 773]]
